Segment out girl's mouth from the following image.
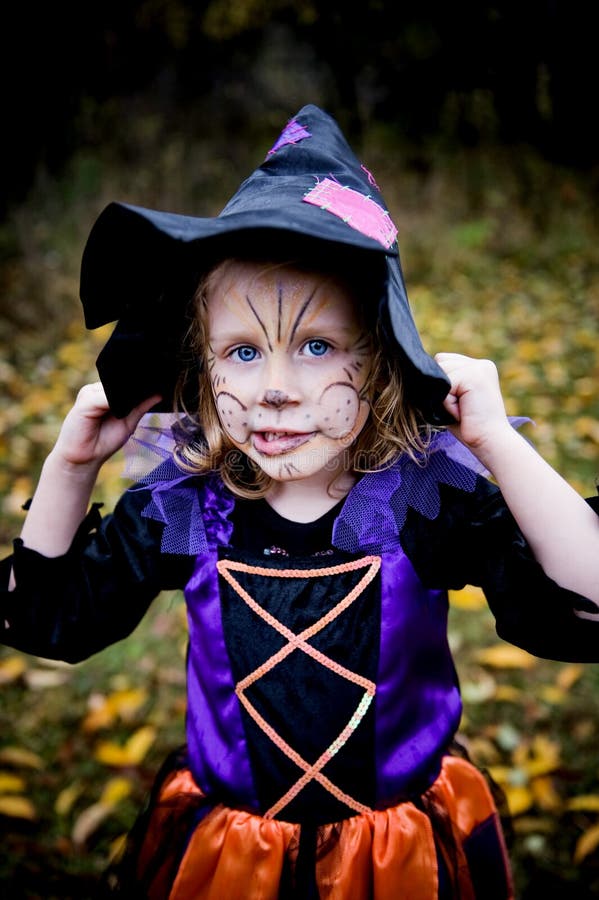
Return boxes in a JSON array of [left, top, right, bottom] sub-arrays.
[[252, 431, 316, 455]]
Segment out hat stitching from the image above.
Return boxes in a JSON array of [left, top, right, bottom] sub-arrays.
[[360, 164, 380, 190], [267, 119, 312, 156], [303, 178, 398, 249]]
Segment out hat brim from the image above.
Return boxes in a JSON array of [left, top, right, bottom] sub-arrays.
[[81, 199, 451, 423]]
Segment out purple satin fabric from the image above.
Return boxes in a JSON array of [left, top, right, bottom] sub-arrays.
[[129, 426, 508, 811], [184, 550, 260, 811], [376, 551, 462, 806]]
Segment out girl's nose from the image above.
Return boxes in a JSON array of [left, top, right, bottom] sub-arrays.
[[262, 389, 289, 408]]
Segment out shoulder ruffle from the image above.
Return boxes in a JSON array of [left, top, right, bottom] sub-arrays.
[[122, 414, 531, 557], [332, 418, 531, 555], [123, 414, 234, 555]]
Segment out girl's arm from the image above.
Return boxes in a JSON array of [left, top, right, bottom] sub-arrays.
[[435, 353, 599, 609], [16, 383, 160, 560]]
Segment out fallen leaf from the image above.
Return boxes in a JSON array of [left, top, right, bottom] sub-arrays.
[[493, 685, 522, 702], [0, 746, 44, 769], [504, 784, 534, 817], [95, 726, 156, 767], [108, 832, 128, 864], [539, 686, 565, 705], [0, 795, 37, 820], [567, 795, 599, 812], [82, 687, 148, 732], [449, 586, 487, 610], [100, 777, 133, 807], [574, 823, 599, 864], [0, 772, 26, 793], [461, 670, 496, 703], [24, 668, 70, 689], [0, 655, 27, 684], [475, 644, 537, 669], [531, 776, 562, 812], [55, 782, 84, 816], [72, 802, 112, 846], [514, 736, 561, 778], [556, 664, 584, 691]]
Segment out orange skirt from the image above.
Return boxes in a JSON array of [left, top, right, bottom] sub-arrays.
[[112, 755, 513, 899]]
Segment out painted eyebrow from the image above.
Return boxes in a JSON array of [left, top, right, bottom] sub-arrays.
[[245, 294, 273, 352], [277, 284, 283, 344], [287, 287, 318, 349]]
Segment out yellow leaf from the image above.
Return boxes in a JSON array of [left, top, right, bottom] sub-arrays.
[[122, 726, 156, 764], [0, 656, 27, 684], [574, 823, 599, 864], [556, 664, 584, 691], [449, 586, 486, 610], [72, 801, 112, 846], [82, 701, 115, 733], [531, 776, 562, 812], [504, 785, 534, 817], [108, 832, 129, 864], [514, 735, 561, 778], [539, 686, 565, 705], [0, 795, 37, 820], [567, 795, 599, 812], [487, 765, 512, 786], [0, 772, 26, 793], [475, 644, 537, 669], [83, 688, 148, 732], [55, 782, 84, 816], [100, 777, 133, 807], [0, 746, 44, 769], [95, 726, 156, 767], [493, 685, 522, 702], [107, 688, 148, 721]]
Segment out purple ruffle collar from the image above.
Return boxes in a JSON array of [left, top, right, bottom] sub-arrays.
[[122, 414, 530, 556]]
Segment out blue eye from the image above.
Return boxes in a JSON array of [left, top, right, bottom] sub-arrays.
[[231, 346, 259, 362], [303, 339, 330, 357]]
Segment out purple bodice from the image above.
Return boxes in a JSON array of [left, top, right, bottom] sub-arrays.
[[121, 417, 527, 817], [183, 545, 460, 815]]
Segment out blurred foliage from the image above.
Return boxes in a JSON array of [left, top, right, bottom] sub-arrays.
[[4, 1, 599, 216], [0, 118, 598, 898]]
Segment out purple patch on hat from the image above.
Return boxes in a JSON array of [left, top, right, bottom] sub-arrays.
[[267, 119, 312, 156], [303, 178, 398, 249]]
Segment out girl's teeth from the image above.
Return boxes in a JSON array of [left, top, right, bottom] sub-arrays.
[[265, 432, 287, 441]]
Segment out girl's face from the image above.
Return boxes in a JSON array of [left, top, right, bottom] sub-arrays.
[[205, 261, 373, 487]]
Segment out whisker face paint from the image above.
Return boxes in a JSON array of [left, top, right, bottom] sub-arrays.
[[206, 260, 373, 487]]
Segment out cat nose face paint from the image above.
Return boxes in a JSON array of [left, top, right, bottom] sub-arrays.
[[263, 389, 290, 409], [205, 261, 373, 486]]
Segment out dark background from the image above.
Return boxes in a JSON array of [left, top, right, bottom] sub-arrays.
[[3, 0, 598, 218]]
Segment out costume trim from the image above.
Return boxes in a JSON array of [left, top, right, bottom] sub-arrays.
[[131, 756, 512, 900], [122, 413, 529, 557], [217, 556, 380, 818]]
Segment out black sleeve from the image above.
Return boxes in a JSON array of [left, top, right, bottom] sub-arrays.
[[400, 476, 599, 663], [0, 486, 195, 663]]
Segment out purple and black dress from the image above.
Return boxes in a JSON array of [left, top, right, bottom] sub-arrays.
[[2, 429, 598, 900]]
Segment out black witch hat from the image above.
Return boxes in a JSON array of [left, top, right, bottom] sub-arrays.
[[79, 104, 450, 423]]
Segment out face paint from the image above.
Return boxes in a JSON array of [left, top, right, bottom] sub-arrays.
[[205, 261, 373, 489]]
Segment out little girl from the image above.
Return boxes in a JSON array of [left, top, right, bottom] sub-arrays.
[[2, 104, 599, 899]]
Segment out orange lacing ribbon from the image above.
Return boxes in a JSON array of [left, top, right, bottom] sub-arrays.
[[216, 556, 381, 818]]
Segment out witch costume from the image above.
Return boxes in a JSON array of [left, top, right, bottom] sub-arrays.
[[2, 105, 599, 899]]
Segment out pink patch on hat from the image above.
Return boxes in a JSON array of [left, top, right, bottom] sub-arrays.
[[303, 178, 397, 249], [267, 120, 312, 156]]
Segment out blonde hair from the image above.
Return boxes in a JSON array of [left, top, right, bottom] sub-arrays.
[[174, 256, 433, 498]]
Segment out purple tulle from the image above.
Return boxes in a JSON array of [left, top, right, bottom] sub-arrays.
[[123, 414, 531, 556]]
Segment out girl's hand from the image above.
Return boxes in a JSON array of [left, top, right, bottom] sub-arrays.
[[434, 353, 511, 454], [52, 383, 161, 473]]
